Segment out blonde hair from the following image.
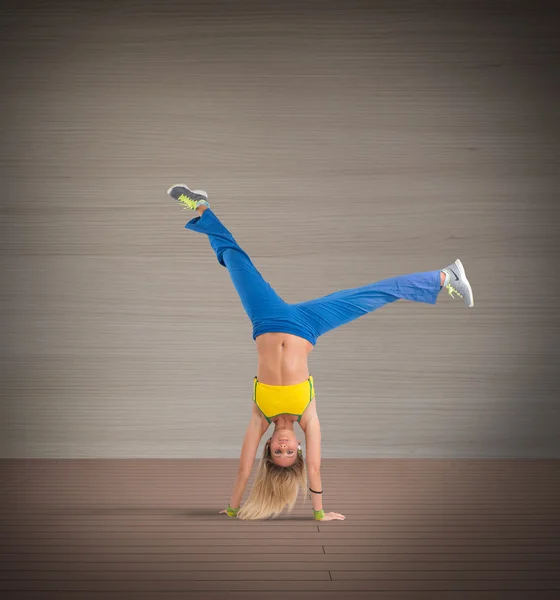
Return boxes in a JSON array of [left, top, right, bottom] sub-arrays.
[[236, 439, 308, 520]]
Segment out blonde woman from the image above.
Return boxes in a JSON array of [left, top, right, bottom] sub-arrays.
[[167, 183, 474, 521]]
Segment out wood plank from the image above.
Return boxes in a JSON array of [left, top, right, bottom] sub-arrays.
[[2, 509, 558, 517], [3, 545, 560, 557], [3, 526, 559, 535], [0, 555, 559, 571], [330, 570, 560, 581], [3, 533, 559, 546], [0, 568, 330, 580], [1, 544, 324, 554], [0, 590, 559, 600], [1, 561, 559, 575], [2, 514, 559, 522], [0, 579, 559, 592], [6, 529, 558, 538]]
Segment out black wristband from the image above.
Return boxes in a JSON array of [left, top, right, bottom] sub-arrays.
[[309, 487, 323, 494]]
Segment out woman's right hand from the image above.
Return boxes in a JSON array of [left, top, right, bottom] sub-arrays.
[[219, 506, 240, 517], [319, 512, 345, 521]]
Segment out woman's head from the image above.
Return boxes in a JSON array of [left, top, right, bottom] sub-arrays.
[[268, 428, 301, 467], [236, 436, 307, 520]]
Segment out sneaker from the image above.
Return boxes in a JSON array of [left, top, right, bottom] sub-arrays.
[[442, 259, 474, 308], [167, 183, 210, 210]]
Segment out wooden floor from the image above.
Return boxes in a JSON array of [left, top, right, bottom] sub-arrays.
[[1, 459, 559, 600]]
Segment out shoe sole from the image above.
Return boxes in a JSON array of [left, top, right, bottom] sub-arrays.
[[454, 258, 474, 308]]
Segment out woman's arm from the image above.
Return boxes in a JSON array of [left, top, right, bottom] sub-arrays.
[[304, 414, 323, 511], [228, 471, 249, 510], [305, 414, 345, 521], [228, 404, 268, 509]]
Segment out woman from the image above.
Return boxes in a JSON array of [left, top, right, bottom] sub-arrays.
[[167, 183, 474, 521]]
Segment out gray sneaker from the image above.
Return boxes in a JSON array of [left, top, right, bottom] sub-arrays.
[[167, 183, 210, 210], [442, 259, 474, 308]]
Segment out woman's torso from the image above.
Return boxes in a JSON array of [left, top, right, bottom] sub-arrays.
[[256, 332, 313, 385], [254, 333, 316, 428]]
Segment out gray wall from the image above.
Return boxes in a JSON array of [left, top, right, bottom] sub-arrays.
[[1, 0, 558, 458]]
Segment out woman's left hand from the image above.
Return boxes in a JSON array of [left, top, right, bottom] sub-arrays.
[[319, 512, 346, 521]]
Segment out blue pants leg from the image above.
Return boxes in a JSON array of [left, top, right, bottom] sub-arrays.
[[186, 209, 442, 346], [185, 209, 289, 326], [293, 270, 441, 341]]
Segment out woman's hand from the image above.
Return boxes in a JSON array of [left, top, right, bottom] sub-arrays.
[[318, 512, 345, 521], [219, 506, 240, 517]]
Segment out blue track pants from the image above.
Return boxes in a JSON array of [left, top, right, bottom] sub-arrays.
[[186, 209, 442, 346]]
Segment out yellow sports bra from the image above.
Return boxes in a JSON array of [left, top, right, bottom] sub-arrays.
[[253, 375, 315, 424]]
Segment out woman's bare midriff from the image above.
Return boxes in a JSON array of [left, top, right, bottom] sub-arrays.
[[254, 332, 317, 430], [255, 332, 313, 386]]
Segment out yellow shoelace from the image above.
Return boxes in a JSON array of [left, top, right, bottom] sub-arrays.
[[178, 193, 197, 210], [445, 283, 463, 299]]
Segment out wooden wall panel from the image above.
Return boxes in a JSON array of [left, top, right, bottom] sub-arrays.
[[1, 0, 558, 457]]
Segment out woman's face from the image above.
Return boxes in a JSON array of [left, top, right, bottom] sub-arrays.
[[268, 430, 300, 467]]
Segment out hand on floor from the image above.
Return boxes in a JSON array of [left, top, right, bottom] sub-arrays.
[[318, 511, 346, 521]]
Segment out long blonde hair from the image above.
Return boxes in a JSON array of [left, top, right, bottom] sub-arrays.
[[236, 439, 308, 520]]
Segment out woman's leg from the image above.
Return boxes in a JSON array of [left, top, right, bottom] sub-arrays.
[[185, 208, 287, 323], [293, 270, 442, 340]]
